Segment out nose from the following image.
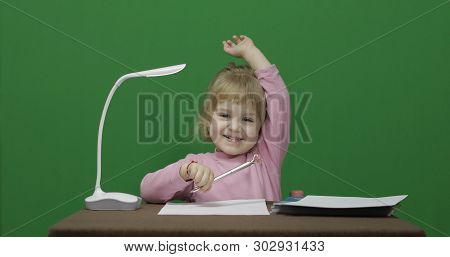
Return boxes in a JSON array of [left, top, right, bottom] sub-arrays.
[[230, 117, 240, 132]]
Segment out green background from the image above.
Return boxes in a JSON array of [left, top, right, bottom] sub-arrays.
[[1, 0, 449, 236]]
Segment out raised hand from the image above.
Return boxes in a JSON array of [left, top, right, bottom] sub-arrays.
[[223, 35, 256, 58]]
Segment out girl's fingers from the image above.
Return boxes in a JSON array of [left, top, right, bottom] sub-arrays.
[[194, 167, 204, 184], [188, 167, 196, 179], [223, 35, 246, 47], [198, 170, 210, 187], [206, 172, 214, 191], [201, 172, 214, 192], [223, 40, 231, 47], [233, 35, 241, 44], [227, 40, 236, 47]]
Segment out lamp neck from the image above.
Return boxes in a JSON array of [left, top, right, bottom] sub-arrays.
[[95, 74, 135, 190]]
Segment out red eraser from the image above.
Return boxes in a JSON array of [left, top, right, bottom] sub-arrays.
[[290, 190, 304, 197]]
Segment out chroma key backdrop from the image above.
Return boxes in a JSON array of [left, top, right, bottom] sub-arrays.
[[1, 0, 449, 236]]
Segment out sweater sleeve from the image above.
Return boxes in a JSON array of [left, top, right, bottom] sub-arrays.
[[255, 64, 291, 170], [140, 154, 197, 203]]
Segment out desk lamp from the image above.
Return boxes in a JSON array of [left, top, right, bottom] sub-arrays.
[[85, 64, 186, 210]]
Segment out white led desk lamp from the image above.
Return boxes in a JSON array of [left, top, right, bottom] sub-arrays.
[[85, 64, 186, 210]]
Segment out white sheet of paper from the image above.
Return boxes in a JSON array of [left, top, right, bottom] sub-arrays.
[[276, 195, 407, 208], [158, 199, 270, 215]]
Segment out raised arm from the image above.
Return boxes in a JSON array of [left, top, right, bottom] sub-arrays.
[[223, 35, 291, 168]]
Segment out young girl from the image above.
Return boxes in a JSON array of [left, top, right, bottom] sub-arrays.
[[140, 35, 290, 203]]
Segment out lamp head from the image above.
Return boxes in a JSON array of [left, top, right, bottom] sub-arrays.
[[128, 64, 186, 78]]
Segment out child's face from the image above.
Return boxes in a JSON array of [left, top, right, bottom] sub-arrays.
[[209, 100, 262, 155]]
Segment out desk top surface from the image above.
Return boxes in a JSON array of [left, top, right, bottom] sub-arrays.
[[49, 203, 425, 236]]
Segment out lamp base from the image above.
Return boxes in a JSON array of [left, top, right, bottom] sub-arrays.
[[85, 190, 142, 211]]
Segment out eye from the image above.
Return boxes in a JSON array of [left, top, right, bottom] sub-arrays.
[[243, 117, 254, 122], [219, 113, 229, 118]]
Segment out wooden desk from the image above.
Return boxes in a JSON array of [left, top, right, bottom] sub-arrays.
[[49, 203, 425, 236]]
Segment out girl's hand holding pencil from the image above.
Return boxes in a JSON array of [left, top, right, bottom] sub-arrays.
[[179, 161, 215, 192]]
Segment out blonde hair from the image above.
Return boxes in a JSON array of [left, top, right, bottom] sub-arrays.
[[197, 62, 266, 142]]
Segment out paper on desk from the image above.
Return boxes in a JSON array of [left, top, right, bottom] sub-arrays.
[[158, 199, 270, 215], [275, 195, 407, 208]]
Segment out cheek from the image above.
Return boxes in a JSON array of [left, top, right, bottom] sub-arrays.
[[245, 123, 261, 138], [208, 119, 223, 139]]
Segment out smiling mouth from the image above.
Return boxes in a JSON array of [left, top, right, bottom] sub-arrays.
[[223, 135, 243, 143]]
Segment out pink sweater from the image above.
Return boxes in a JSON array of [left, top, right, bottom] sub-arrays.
[[140, 64, 290, 203]]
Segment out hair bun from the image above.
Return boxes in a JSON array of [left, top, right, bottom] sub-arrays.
[[226, 61, 237, 70]]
